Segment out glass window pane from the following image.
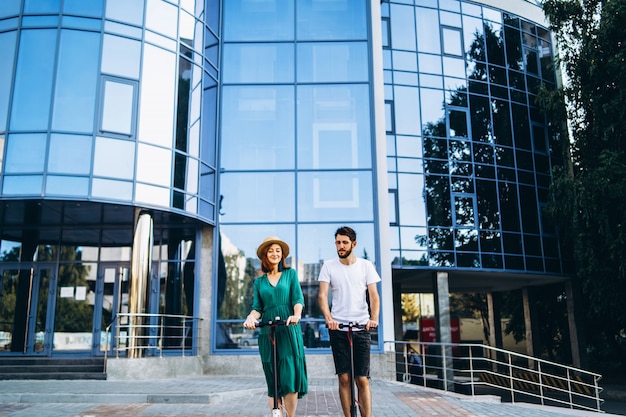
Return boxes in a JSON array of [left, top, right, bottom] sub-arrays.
[[93, 136, 135, 179], [102, 35, 141, 79], [10, 30, 56, 131], [138, 45, 176, 147], [136, 143, 171, 187], [146, 0, 178, 39], [297, 171, 374, 222], [101, 80, 135, 136], [48, 134, 92, 174], [24, 0, 60, 14], [3, 175, 43, 194], [0, 31, 17, 131], [392, 51, 417, 72], [297, 85, 371, 169], [63, 0, 104, 16], [135, 183, 170, 206], [297, 42, 368, 83], [219, 172, 295, 223], [420, 88, 444, 134], [46, 176, 89, 196], [297, 0, 366, 41], [398, 173, 426, 226], [0, 0, 20, 18], [223, 0, 294, 41], [390, 4, 416, 51], [442, 27, 462, 56], [220, 86, 294, 170], [394, 86, 421, 136], [92, 178, 133, 200], [416, 8, 440, 54], [52, 30, 99, 133], [222, 43, 294, 84], [105, 0, 144, 27], [5, 134, 46, 173]]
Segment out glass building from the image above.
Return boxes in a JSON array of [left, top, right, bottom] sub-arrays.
[[0, 0, 575, 371]]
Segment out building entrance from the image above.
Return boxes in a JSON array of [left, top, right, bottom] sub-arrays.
[[0, 265, 54, 355], [0, 262, 134, 357]]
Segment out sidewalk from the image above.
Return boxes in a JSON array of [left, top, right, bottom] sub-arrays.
[[0, 376, 622, 417]]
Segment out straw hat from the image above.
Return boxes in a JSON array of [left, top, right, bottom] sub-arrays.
[[256, 236, 290, 259]]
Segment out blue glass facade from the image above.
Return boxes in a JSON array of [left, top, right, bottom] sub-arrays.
[[0, 0, 567, 360], [0, 0, 220, 356]]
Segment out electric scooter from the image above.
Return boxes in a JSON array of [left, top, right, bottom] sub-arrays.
[[257, 317, 287, 417], [338, 322, 368, 417]]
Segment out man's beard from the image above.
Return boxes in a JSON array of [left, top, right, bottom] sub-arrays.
[[338, 247, 352, 259]]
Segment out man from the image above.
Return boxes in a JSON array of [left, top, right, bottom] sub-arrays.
[[317, 226, 381, 417]]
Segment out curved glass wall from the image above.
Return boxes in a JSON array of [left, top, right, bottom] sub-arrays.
[[0, 0, 220, 356], [216, 0, 380, 351], [383, 1, 562, 274], [0, 0, 220, 224]]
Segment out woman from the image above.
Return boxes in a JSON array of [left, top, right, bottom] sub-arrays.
[[244, 236, 308, 417]]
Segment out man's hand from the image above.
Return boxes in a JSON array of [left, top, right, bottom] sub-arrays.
[[326, 318, 340, 330], [366, 319, 378, 331]]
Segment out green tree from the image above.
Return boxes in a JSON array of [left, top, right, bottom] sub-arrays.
[[542, 0, 626, 374]]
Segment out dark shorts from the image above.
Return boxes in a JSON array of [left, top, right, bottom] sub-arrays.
[[329, 329, 371, 378]]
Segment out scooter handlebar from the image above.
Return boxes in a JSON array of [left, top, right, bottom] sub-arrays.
[[255, 317, 287, 327], [338, 322, 367, 330]]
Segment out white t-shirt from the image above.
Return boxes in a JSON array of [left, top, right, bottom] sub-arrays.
[[318, 257, 381, 325]]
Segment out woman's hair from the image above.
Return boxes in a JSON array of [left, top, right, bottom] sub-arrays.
[[260, 245, 290, 273]]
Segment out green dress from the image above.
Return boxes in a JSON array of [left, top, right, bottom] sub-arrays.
[[252, 268, 308, 399]]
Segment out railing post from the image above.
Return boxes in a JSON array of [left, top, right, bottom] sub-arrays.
[[182, 318, 186, 357], [508, 353, 515, 403], [159, 315, 164, 358], [566, 368, 573, 409], [469, 346, 475, 397], [538, 361, 544, 406]]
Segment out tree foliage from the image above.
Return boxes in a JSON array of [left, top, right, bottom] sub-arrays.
[[542, 0, 626, 373]]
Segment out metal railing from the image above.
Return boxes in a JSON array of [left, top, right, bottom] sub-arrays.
[[386, 340, 604, 413], [104, 313, 202, 370]]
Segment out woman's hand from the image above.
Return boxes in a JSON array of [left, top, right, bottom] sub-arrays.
[[286, 314, 301, 326], [243, 314, 258, 330]]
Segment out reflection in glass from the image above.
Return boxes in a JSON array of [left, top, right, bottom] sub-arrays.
[[10, 30, 56, 131], [5, 134, 46, 173], [223, 0, 294, 42], [138, 45, 176, 147], [390, 4, 416, 51], [92, 178, 133, 201], [296, 0, 366, 41], [49, 134, 92, 174], [297, 171, 374, 222], [106, 0, 144, 26], [397, 173, 426, 226], [220, 86, 294, 170], [223, 43, 294, 84], [46, 176, 89, 196], [442, 27, 462, 56], [297, 42, 368, 83], [136, 144, 171, 187], [102, 35, 141, 79], [145, 0, 178, 39], [297, 84, 371, 169], [0, 31, 17, 129], [94, 137, 135, 179], [101, 80, 135, 136], [416, 8, 440, 54], [52, 31, 99, 132], [3, 175, 43, 195], [220, 172, 295, 223]]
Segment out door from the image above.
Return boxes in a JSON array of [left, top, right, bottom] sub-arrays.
[[97, 264, 130, 354], [0, 265, 54, 355]]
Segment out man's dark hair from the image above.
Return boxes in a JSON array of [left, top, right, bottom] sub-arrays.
[[335, 226, 356, 242]]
